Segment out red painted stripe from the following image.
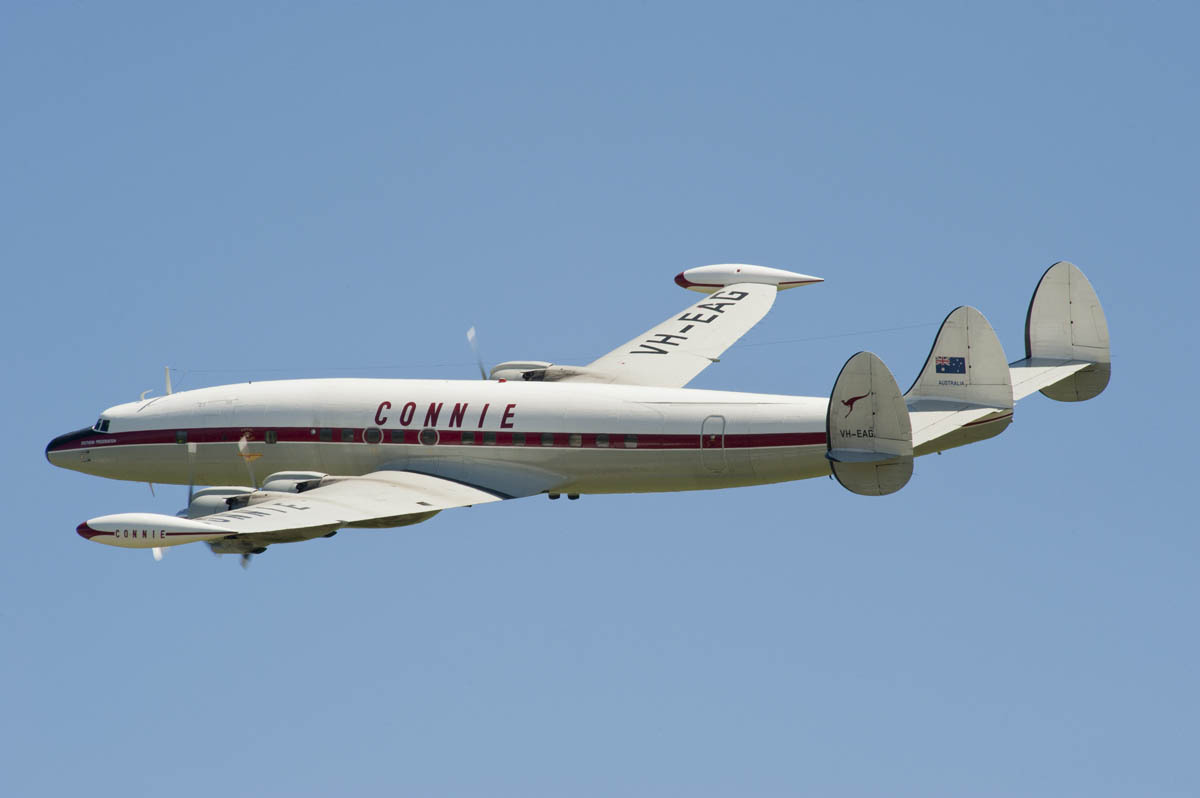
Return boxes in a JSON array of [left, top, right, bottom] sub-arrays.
[[962, 412, 1013, 428], [51, 426, 830, 451], [76, 522, 104, 540], [77, 522, 225, 541]]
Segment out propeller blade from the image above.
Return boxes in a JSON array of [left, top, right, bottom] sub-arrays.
[[238, 434, 259, 489], [186, 442, 197, 506], [467, 326, 488, 380]]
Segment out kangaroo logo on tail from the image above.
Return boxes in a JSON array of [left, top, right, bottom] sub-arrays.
[[842, 392, 870, 418]]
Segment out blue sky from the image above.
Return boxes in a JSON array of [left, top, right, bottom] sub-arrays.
[[3, 2, 1197, 796]]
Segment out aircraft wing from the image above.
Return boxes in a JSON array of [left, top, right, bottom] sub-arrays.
[[79, 470, 507, 548], [561, 282, 778, 388]]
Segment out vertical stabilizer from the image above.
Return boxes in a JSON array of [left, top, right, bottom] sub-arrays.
[[1017, 261, 1111, 402], [903, 306, 1014, 454], [826, 351, 913, 496], [906, 306, 1013, 410]]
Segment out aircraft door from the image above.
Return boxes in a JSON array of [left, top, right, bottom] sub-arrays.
[[701, 415, 726, 473]]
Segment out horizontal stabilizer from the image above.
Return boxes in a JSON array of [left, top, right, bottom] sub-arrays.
[[826, 351, 913, 496], [1009, 358, 1093, 401]]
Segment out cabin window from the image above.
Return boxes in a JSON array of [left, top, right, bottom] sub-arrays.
[[419, 428, 437, 446], [341, 429, 355, 443], [364, 428, 382, 444], [461, 430, 475, 445], [265, 430, 278, 444], [175, 431, 187, 444], [541, 432, 555, 447], [569, 433, 582, 448], [483, 431, 497, 445], [319, 428, 333, 442], [595, 433, 609, 448], [390, 429, 406, 443], [512, 432, 526, 446], [624, 434, 638, 449]]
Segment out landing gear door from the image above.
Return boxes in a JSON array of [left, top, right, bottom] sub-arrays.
[[701, 415, 726, 473]]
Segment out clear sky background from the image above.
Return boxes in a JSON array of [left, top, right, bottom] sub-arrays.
[[3, 2, 1196, 796]]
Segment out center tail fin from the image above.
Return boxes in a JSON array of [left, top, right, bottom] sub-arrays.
[[904, 305, 1015, 455]]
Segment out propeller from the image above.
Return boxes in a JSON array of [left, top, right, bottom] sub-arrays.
[[467, 326, 488, 380], [237, 434, 261, 489], [186, 442, 197, 506], [158, 439, 199, 564]]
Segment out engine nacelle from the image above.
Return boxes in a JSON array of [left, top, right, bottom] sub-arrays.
[[489, 361, 552, 381], [179, 486, 256, 519], [260, 471, 328, 493], [177, 474, 327, 519], [488, 361, 613, 383]]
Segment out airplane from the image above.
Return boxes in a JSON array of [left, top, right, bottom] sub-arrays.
[[46, 261, 1110, 566]]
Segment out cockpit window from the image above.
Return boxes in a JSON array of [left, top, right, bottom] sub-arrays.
[[94, 418, 110, 433]]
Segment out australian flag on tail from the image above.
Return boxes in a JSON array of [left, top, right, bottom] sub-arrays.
[[936, 355, 966, 374]]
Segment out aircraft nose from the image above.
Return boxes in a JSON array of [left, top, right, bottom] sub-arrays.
[[45, 427, 94, 463]]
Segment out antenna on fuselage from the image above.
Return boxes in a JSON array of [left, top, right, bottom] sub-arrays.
[[165, 366, 173, 395], [467, 326, 489, 380]]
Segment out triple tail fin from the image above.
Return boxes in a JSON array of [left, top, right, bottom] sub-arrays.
[[826, 351, 913, 496], [903, 261, 1110, 456], [1010, 261, 1111, 401], [904, 306, 1014, 454]]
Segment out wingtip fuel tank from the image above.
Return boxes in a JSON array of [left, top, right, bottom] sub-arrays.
[[674, 263, 823, 293]]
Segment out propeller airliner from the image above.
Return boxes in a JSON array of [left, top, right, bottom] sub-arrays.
[[46, 262, 1110, 565]]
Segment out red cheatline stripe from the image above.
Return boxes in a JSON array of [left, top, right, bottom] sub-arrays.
[[962, 412, 1013, 428], [77, 522, 226, 540], [51, 426, 829, 451], [76, 523, 104, 540]]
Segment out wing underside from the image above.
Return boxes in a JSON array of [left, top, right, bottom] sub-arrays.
[[80, 471, 507, 550]]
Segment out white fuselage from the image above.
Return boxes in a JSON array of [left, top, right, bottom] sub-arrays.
[[47, 378, 834, 496]]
